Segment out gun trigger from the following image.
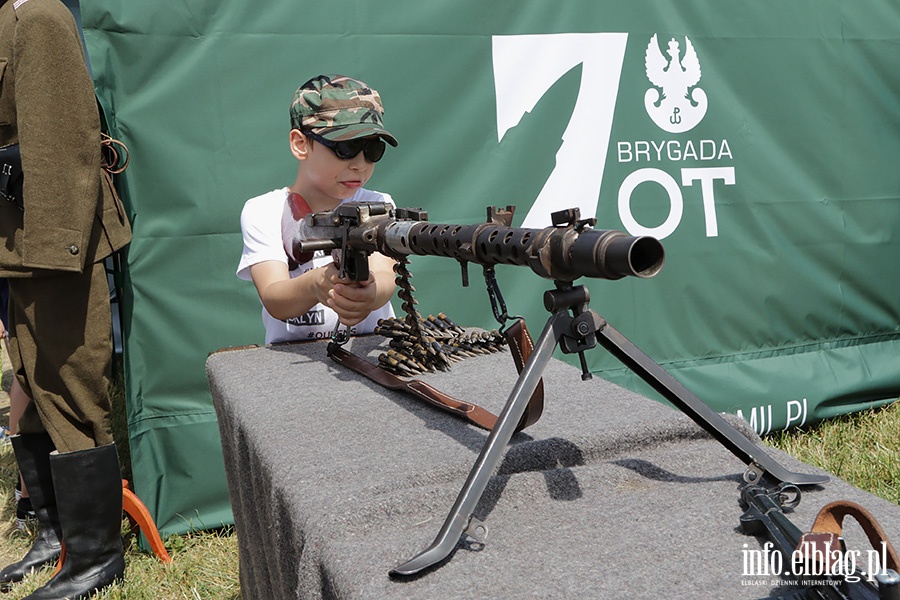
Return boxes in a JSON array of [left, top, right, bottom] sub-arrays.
[[336, 234, 352, 280]]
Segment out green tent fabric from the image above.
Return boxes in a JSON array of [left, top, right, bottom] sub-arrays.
[[81, 1, 900, 534]]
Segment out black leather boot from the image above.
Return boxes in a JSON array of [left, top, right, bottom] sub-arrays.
[[24, 443, 125, 600], [0, 433, 62, 590]]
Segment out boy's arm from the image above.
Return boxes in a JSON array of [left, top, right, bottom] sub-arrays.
[[249, 252, 396, 325], [249, 260, 339, 321]]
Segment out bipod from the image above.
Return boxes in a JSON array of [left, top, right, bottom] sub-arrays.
[[389, 282, 829, 577]]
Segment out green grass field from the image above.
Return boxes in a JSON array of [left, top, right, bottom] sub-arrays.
[[765, 400, 899, 505]]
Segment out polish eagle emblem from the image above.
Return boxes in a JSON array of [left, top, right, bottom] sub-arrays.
[[644, 34, 708, 133]]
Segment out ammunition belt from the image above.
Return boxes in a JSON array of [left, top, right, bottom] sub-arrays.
[[327, 317, 543, 432]]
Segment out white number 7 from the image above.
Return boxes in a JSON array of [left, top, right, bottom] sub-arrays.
[[492, 33, 628, 228]]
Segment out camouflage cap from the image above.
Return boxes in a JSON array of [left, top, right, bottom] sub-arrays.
[[290, 74, 398, 146]]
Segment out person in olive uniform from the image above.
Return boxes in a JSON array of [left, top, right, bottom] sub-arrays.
[[0, 0, 132, 598]]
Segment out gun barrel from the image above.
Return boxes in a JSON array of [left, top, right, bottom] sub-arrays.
[[380, 220, 664, 282], [739, 484, 894, 600], [740, 483, 805, 554]]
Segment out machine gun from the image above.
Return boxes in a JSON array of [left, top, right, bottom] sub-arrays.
[[739, 482, 900, 599], [288, 201, 833, 575], [290, 201, 664, 284]]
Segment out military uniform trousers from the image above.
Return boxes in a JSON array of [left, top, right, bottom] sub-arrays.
[[7, 260, 115, 453]]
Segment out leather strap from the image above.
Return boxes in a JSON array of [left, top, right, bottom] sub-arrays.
[[798, 500, 900, 572], [503, 318, 544, 430], [328, 318, 544, 432], [329, 345, 499, 429]]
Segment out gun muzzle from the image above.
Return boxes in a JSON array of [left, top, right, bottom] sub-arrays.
[[525, 226, 664, 281]]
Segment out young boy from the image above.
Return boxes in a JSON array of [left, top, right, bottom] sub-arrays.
[[238, 74, 398, 344]]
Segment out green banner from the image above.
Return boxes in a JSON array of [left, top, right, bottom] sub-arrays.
[[82, 0, 900, 533]]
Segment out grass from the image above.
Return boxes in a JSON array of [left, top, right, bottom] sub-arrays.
[[0, 367, 895, 598], [765, 399, 900, 506], [0, 445, 241, 600], [0, 362, 240, 600]]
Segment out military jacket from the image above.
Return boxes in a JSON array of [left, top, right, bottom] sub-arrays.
[[0, 0, 131, 276]]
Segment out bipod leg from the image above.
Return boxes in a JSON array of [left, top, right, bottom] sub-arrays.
[[593, 319, 829, 487], [389, 310, 565, 576]]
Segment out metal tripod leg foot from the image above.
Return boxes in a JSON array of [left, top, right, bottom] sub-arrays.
[[390, 285, 827, 577], [389, 312, 563, 576], [594, 320, 829, 487]]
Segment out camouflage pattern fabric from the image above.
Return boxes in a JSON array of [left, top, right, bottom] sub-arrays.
[[290, 74, 398, 146]]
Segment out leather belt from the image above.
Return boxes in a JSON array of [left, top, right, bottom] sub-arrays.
[[328, 317, 544, 432]]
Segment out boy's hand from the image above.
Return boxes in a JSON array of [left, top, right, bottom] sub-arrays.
[[250, 252, 395, 326], [327, 271, 379, 326]]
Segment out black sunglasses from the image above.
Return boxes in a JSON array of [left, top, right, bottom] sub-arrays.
[[304, 131, 386, 163]]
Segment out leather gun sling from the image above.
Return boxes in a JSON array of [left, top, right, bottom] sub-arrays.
[[328, 318, 544, 432], [503, 317, 544, 430], [797, 500, 900, 573]]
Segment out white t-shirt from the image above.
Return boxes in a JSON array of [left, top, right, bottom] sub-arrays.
[[237, 187, 395, 344]]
